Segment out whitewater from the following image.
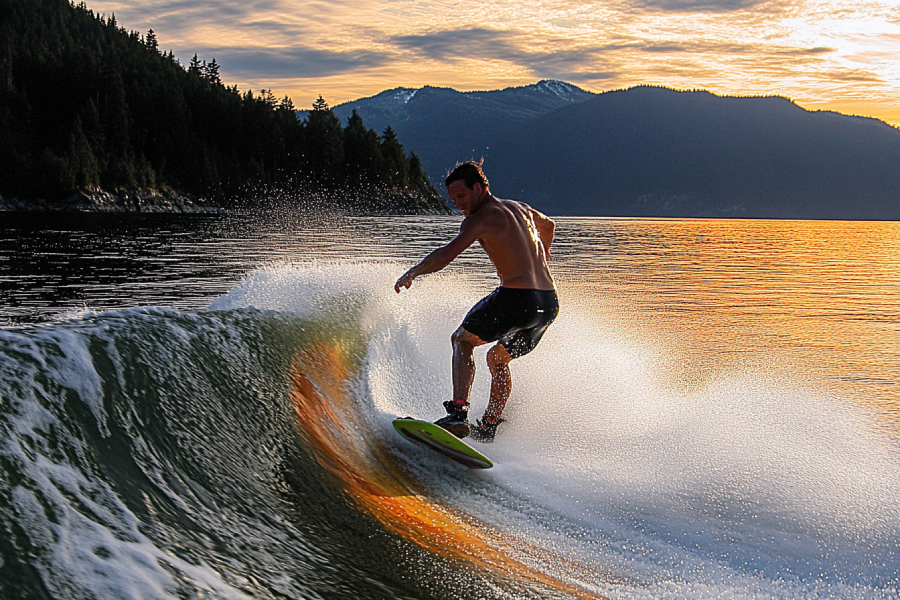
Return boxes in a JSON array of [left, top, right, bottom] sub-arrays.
[[1, 214, 898, 599]]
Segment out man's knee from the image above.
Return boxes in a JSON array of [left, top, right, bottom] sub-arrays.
[[487, 344, 512, 372], [452, 326, 485, 348]]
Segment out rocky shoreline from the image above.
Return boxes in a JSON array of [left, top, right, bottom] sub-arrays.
[[0, 187, 453, 215], [0, 188, 224, 213]]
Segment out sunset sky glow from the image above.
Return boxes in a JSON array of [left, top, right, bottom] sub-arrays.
[[85, 0, 900, 125]]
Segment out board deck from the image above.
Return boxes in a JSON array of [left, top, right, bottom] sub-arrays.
[[393, 418, 493, 469]]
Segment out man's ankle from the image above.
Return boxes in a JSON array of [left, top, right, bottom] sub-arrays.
[[444, 399, 470, 414]]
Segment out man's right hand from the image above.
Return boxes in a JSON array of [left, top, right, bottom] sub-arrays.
[[394, 272, 414, 293]]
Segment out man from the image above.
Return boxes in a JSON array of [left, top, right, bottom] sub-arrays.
[[394, 161, 559, 442]]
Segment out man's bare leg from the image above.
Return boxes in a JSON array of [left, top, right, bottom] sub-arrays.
[[451, 326, 486, 401], [485, 344, 513, 421]]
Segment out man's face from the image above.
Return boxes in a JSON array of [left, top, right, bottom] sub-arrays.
[[447, 180, 483, 215]]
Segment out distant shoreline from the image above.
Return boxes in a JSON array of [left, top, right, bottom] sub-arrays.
[[0, 188, 224, 214], [0, 187, 452, 215]]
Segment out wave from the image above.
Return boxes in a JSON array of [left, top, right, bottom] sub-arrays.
[[1, 261, 898, 599]]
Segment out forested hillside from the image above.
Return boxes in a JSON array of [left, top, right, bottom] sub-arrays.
[[0, 0, 445, 211]]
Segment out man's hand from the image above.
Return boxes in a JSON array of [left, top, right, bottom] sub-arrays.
[[394, 271, 414, 293]]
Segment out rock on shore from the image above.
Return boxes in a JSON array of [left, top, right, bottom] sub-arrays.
[[0, 188, 223, 213]]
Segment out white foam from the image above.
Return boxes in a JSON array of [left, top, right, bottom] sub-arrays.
[[352, 264, 900, 599], [0, 325, 254, 599], [207, 260, 402, 320]]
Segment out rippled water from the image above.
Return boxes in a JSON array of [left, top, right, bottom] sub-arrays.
[[3, 212, 897, 415]]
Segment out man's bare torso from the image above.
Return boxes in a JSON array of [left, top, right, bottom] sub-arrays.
[[467, 197, 555, 291]]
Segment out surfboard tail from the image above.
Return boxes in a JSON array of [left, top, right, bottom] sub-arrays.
[[393, 418, 493, 469]]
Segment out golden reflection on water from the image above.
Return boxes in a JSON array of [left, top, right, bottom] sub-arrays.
[[551, 218, 900, 431], [236, 214, 899, 432], [285, 216, 899, 432]]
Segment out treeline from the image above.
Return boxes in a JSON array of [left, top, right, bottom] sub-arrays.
[[0, 0, 442, 209]]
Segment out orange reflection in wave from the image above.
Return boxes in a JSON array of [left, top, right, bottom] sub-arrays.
[[289, 342, 614, 599]]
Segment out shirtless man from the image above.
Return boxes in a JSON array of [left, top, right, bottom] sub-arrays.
[[394, 161, 558, 442]]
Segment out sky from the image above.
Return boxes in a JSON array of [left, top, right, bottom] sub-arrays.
[[86, 0, 900, 126]]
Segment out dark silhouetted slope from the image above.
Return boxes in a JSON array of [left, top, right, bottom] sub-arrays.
[[490, 87, 900, 219], [331, 83, 900, 219]]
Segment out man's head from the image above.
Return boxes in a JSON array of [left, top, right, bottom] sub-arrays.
[[445, 160, 491, 215], [445, 160, 490, 191], [445, 161, 491, 215]]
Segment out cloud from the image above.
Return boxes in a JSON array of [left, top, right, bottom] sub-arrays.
[[87, 0, 395, 80], [389, 28, 524, 62], [637, 40, 836, 56], [385, 27, 842, 85], [824, 68, 882, 83], [778, 47, 835, 56], [193, 46, 396, 78], [87, 0, 372, 48], [629, 0, 781, 13], [95, 0, 264, 32], [640, 43, 691, 53], [388, 28, 629, 79], [556, 71, 620, 82]]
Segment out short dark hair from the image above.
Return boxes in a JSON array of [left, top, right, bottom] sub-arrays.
[[445, 160, 489, 190]]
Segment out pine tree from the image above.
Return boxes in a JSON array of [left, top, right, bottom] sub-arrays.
[[1, 23, 12, 93], [408, 152, 427, 188], [260, 89, 277, 108], [380, 126, 408, 189], [145, 29, 158, 52], [204, 58, 220, 85], [304, 96, 343, 179], [36, 149, 74, 197], [189, 54, 203, 76], [69, 116, 100, 187], [343, 109, 383, 186], [278, 95, 295, 112]]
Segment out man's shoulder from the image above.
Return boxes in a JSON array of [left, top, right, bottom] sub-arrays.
[[465, 198, 531, 236], [465, 198, 510, 226], [482, 196, 532, 216], [497, 197, 539, 217]]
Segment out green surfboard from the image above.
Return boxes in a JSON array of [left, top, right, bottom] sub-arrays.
[[393, 418, 493, 469]]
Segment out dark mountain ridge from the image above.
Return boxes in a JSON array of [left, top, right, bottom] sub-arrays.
[[492, 87, 900, 219], [328, 83, 900, 219], [317, 81, 596, 189], [319, 80, 595, 132]]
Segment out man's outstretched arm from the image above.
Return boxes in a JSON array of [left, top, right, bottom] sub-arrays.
[[394, 223, 480, 292]]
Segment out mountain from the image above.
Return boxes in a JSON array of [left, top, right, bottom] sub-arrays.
[[490, 87, 900, 219], [313, 80, 596, 188], [323, 83, 900, 220], [323, 80, 595, 133]]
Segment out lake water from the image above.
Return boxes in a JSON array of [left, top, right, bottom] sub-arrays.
[[1, 211, 898, 599]]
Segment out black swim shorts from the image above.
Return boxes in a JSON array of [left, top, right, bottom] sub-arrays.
[[462, 287, 559, 359]]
